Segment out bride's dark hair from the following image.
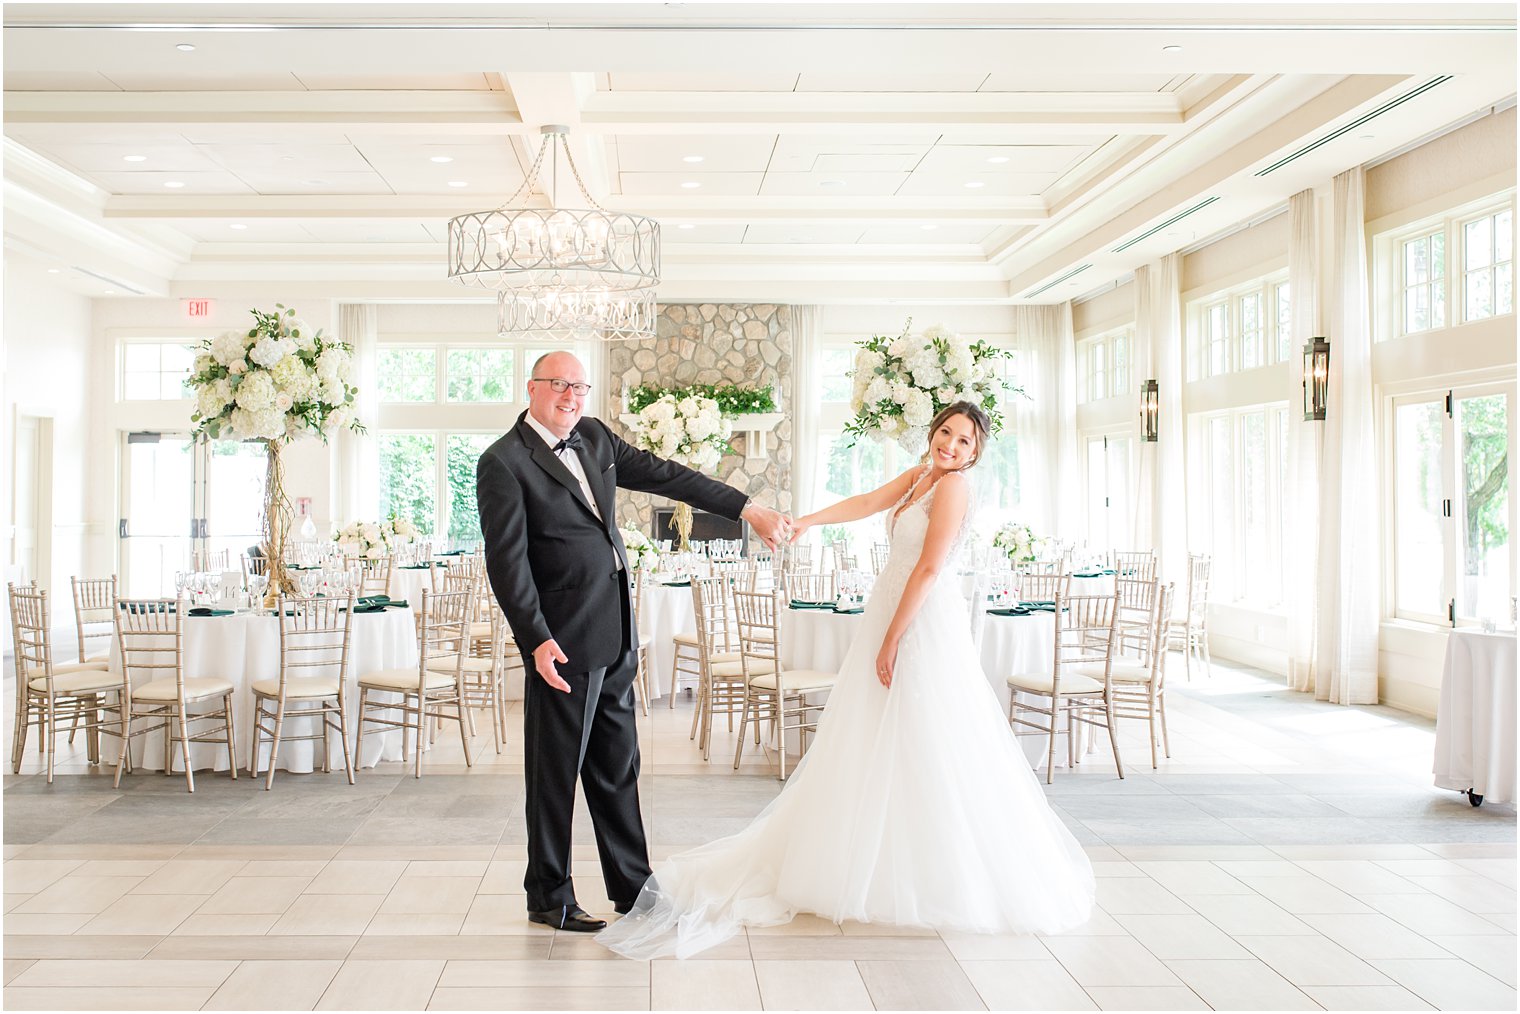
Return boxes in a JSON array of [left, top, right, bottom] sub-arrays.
[[922, 401, 991, 469]]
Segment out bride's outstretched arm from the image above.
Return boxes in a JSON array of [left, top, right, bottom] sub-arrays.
[[788, 466, 920, 542], [874, 472, 969, 687]]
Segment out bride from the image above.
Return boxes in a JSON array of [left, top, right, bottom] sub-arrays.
[[599, 401, 1095, 959]]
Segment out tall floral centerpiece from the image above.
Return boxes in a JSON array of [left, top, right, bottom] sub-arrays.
[[844, 319, 1018, 452], [188, 306, 363, 605], [618, 527, 661, 571], [992, 521, 1043, 565], [627, 393, 731, 549]]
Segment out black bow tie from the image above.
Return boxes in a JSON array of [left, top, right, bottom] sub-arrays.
[[552, 431, 583, 454]]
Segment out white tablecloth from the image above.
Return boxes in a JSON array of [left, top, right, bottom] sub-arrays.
[[639, 581, 697, 698], [388, 565, 437, 604], [1434, 629, 1517, 804], [109, 608, 420, 774]]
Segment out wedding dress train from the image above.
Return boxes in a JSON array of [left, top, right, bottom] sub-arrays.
[[599, 475, 1095, 959]]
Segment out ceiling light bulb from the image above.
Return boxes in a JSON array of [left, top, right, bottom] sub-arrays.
[[963, 181, 985, 189], [430, 155, 454, 163], [104, 289, 116, 294], [986, 156, 1010, 164], [677, 223, 696, 230], [682, 155, 705, 163], [921, 225, 939, 231], [680, 181, 701, 189], [163, 180, 185, 188], [46, 268, 60, 273], [230, 223, 247, 230], [448, 181, 469, 188], [123, 154, 148, 163], [175, 43, 196, 52], [1162, 44, 1182, 53]]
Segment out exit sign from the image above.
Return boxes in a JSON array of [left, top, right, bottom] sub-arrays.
[[182, 298, 214, 319]]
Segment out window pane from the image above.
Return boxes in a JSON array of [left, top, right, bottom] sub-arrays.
[[1086, 436, 1108, 550], [1405, 236, 1428, 285], [1208, 416, 1236, 599], [123, 344, 159, 372], [1406, 286, 1429, 333], [1456, 393, 1510, 621], [1431, 231, 1446, 280], [378, 348, 437, 402], [1276, 283, 1291, 361], [1497, 209, 1513, 265], [1111, 335, 1130, 396], [446, 348, 514, 403], [1498, 262, 1513, 316], [1432, 273, 1446, 329], [819, 432, 890, 547], [1393, 401, 1446, 618], [1467, 268, 1493, 321], [1239, 411, 1271, 601], [1106, 435, 1131, 552], [820, 348, 854, 402], [445, 434, 494, 550], [1240, 293, 1263, 370], [378, 433, 436, 538], [1091, 342, 1106, 400], [1466, 217, 1492, 269], [123, 372, 159, 400], [161, 344, 195, 372]]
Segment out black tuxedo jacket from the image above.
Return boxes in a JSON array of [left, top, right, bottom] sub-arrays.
[[477, 411, 748, 673]]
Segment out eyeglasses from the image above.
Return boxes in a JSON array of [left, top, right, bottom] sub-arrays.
[[531, 377, 592, 396]]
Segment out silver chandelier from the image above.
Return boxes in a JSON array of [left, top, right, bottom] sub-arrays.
[[448, 126, 660, 341]]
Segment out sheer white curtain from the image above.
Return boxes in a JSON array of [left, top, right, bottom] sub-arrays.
[[1131, 264, 1156, 550], [1314, 168, 1379, 704], [1285, 190, 1322, 694], [1010, 303, 1079, 542], [336, 303, 378, 527], [789, 305, 821, 518]]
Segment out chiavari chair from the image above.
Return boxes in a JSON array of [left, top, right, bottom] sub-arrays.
[[249, 592, 356, 788], [731, 589, 836, 780]]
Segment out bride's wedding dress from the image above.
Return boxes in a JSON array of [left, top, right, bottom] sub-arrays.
[[599, 472, 1095, 959]]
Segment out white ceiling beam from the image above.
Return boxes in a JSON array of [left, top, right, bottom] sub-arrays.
[[501, 72, 611, 204]]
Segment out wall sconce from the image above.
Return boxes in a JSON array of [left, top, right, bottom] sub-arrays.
[[1141, 379, 1159, 442], [1303, 336, 1329, 421]]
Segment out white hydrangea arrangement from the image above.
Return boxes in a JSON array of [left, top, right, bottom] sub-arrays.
[[335, 518, 418, 558], [628, 393, 732, 472], [845, 319, 1018, 451], [618, 526, 661, 571], [992, 522, 1043, 565], [188, 305, 362, 444]]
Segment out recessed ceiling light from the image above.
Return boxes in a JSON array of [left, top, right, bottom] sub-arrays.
[[104, 289, 116, 294], [819, 180, 846, 188], [680, 181, 701, 189], [921, 224, 939, 231], [429, 155, 454, 163], [986, 156, 1010, 164], [677, 223, 696, 230], [123, 154, 148, 163], [1162, 44, 1182, 53], [175, 43, 196, 52], [230, 223, 247, 230], [1359, 134, 1375, 140], [163, 180, 185, 188], [46, 268, 60, 274], [682, 155, 705, 163], [305, 179, 328, 186], [447, 180, 469, 188], [963, 181, 985, 189]]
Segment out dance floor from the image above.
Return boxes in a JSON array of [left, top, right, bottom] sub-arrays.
[[3, 658, 1515, 1011]]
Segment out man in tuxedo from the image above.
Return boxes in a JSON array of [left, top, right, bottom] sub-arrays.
[[477, 351, 791, 932]]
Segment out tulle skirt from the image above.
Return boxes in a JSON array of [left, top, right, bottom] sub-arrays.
[[598, 573, 1095, 959]]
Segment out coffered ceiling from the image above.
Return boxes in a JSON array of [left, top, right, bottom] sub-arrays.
[[3, 3, 1515, 304]]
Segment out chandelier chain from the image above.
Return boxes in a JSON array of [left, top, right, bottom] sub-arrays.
[[499, 129, 606, 213]]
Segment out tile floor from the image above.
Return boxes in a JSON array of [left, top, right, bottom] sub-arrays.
[[3, 657, 1515, 1010]]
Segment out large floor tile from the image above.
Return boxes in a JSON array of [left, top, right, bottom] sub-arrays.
[[1369, 958, 1519, 1011], [197, 875, 312, 915], [269, 894, 383, 936], [1083, 985, 1209, 1010], [958, 958, 1095, 1010], [1164, 958, 1320, 1009], [14, 875, 143, 914], [1041, 935, 1182, 987], [1112, 913, 1251, 959], [752, 960, 874, 1011], [1425, 935, 1519, 988], [314, 959, 446, 1011], [1298, 912, 1460, 960], [77, 893, 204, 935], [856, 958, 986, 1010], [1366, 892, 1517, 935], [651, 959, 758, 1010], [1236, 933, 1393, 985], [1182, 893, 1316, 935], [202, 959, 343, 1010], [1, 985, 218, 1009], [1300, 984, 1436, 1010], [11, 958, 237, 988], [426, 985, 650, 1010]]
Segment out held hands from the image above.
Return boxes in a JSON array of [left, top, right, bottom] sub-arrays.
[[787, 517, 812, 544], [532, 638, 572, 693], [875, 636, 900, 689], [741, 502, 794, 550]]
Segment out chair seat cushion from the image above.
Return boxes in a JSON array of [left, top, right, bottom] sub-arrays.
[[24, 660, 110, 681], [28, 669, 122, 695], [749, 668, 836, 692], [132, 676, 234, 702], [467, 621, 493, 638], [359, 667, 457, 691], [1006, 671, 1105, 695], [1069, 661, 1155, 684], [710, 656, 777, 678], [672, 633, 699, 647], [251, 677, 341, 699]]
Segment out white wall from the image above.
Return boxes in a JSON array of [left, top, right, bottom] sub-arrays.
[[3, 262, 97, 601]]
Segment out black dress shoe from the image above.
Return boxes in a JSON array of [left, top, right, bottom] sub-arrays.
[[527, 905, 607, 932], [614, 901, 635, 915]]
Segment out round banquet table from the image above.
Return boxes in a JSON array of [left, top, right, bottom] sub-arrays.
[[779, 603, 1072, 769], [638, 580, 698, 698], [108, 608, 420, 774], [1433, 629, 1517, 805], [388, 563, 438, 604]]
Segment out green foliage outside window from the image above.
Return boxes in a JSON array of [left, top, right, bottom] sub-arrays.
[[626, 383, 777, 415], [379, 434, 435, 536], [446, 434, 494, 548]]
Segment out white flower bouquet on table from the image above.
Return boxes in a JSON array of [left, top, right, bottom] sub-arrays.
[[335, 517, 417, 558], [627, 393, 732, 472], [188, 305, 362, 444], [619, 527, 661, 571], [992, 522, 1043, 565], [844, 319, 1019, 451]]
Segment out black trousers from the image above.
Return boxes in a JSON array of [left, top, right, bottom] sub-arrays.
[[521, 581, 651, 911]]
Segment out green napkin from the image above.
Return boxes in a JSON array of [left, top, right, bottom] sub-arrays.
[[382, 599, 408, 609], [188, 607, 234, 617], [788, 600, 834, 610], [989, 606, 1031, 616], [350, 603, 386, 614], [832, 606, 864, 615], [659, 580, 690, 588], [1020, 601, 1058, 612], [400, 564, 431, 570]]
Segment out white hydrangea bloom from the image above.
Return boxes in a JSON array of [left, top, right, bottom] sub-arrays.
[[249, 336, 291, 369], [211, 331, 247, 366], [903, 388, 934, 427], [235, 371, 275, 411]]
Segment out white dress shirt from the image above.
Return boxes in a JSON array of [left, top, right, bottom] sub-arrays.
[[524, 413, 622, 570]]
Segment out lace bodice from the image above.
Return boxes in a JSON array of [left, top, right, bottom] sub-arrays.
[[881, 466, 976, 587]]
